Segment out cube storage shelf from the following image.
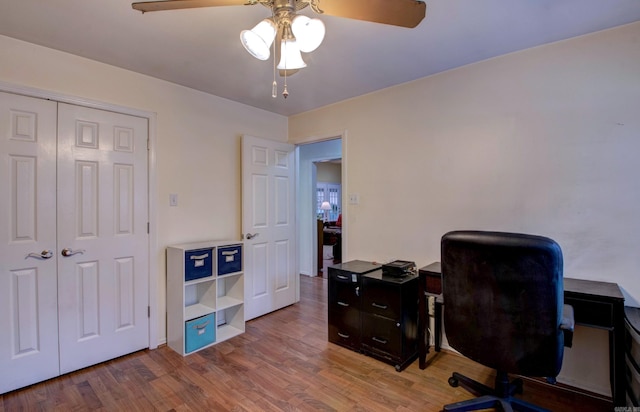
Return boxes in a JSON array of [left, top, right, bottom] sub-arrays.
[[167, 240, 244, 355]]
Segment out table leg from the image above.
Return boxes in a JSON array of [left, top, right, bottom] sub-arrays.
[[418, 284, 428, 369], [435, 300, 442, 352]]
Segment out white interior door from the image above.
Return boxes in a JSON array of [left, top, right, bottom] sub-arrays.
[[56, 103, 149, 374], [0, 92, 59, 393], [1, 92, 150, 393], [242, 135, 297, 320]]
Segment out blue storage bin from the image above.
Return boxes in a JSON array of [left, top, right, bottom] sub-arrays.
[[218, 245, 242, 276], [185, 313, 215, 353], [184, 248, 213, 281]]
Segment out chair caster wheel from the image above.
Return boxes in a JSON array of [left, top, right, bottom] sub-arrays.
[[448, 376, 459, 387]]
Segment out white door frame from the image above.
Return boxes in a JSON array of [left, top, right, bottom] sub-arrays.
[[0, 81, 159, 349]]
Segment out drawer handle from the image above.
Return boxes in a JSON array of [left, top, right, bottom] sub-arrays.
[[190, 254, 209, 260], [193, 321, 210, 329], [337, 301, 349, 307], [372, 337, 388, 344], [371, 303, 388, 309], [337, 275, 349, 280], [337, 332, 350, 339]]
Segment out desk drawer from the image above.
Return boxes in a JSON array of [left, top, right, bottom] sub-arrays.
[[329, 272, 361, 309], [565, 296, 613, 329], [362, 284, 401, 321], [361, 313, 402, 359], [419, 263, 442, 295], [328, 310, 361, 350], [329, 306, 360, 332]]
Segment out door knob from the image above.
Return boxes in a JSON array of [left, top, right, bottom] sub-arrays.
[[245, 233, 259, 240], [61, 248, 85, 257], [27, 250, 53, 260]]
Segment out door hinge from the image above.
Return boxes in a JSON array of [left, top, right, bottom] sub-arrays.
[[147, 222, 150, 234], [147, 138, 150, 150], [148, 306, 150, 318]]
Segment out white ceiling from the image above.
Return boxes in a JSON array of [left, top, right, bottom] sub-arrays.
[[1, 0, 640, 116]]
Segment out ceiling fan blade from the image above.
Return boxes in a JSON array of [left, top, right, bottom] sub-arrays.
[[318, 0, 426, 28], [132, 0, 248, 13]]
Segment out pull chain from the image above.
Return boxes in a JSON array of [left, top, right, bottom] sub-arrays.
[[271, 34, 277, 98], [283, 69, 289, 99], [282, 39, 289, 99]]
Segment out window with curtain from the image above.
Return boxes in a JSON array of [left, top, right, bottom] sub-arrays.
[[317, 182, 341, 222]]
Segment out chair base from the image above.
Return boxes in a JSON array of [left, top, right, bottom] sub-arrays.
[[443, 372, 551, 412]]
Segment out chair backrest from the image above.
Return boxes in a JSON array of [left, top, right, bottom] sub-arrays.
[[441, 230, 564, 377]]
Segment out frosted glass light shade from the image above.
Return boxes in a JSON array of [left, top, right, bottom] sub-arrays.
[[240, 19, 277, 60], [277, 39, 306, 70], [291, 15, 325, 53]]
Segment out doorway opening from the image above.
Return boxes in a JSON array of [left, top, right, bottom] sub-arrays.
[[316, 161, 342, 276], [296, 138, 342, 278]]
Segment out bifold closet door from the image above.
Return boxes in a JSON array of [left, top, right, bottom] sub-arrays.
[[0, 92, 60, 394], [0, 92, 150, 393], [56, 103, 149, 374]]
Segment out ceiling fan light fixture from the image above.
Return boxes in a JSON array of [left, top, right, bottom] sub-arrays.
[[291, 15, 325, 53], [133, 0, 428, 100], [240, 18, 277, 61], [277, 38, 307, 70]]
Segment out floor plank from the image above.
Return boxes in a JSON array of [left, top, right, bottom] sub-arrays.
[[1, 274, 611, 411]]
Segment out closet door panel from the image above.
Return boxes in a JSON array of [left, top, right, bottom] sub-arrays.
[[0, 92, 59, 394], [56, 103, 149, 374]]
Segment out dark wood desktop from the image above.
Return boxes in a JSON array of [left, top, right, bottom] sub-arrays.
[[417, 264, 627, 407]]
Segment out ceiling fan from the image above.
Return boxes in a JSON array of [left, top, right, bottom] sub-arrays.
[[132, 0, 426, 28], [132, 0, 427, 98]]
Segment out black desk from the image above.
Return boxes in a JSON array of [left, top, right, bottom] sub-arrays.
[[563, 278, 626, 406], [417, 264, 626, 407]]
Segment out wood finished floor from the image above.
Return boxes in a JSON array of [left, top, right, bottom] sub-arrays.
[[1, 275, 611, 411]]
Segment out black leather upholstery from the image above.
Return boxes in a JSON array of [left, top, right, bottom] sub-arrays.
[[441, 230, 567, 412]]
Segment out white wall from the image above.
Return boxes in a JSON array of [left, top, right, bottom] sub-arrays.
[[289, 22, 640, 395], [0, 35, 288, 344], [297, 139, 342, 276], [3, 18, 638, 395]]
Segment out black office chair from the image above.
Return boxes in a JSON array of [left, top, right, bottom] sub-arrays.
[[441, 230, 574, 412]]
